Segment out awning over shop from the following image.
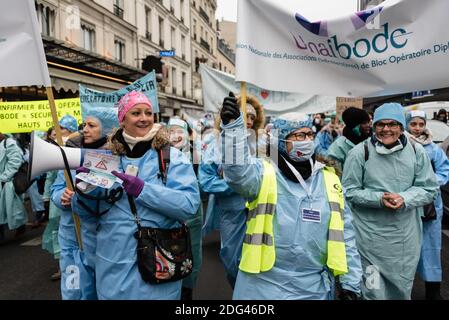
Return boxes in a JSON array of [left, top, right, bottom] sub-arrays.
[[49, 66, 124, 92], [43, 36, 146, 83]]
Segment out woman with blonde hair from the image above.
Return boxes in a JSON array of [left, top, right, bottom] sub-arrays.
[[59, 91, 200, 299]]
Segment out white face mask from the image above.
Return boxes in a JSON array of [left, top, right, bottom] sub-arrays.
[[288, 140, 315, 161], [374, 140, 404, 154]]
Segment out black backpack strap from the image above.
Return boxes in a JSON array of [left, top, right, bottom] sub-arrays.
[[47, 139, 74, 189], [76, 198, 111, 217], [127, 195, 142, 238], [364, 141, 369, 162], [75, 185, 123, 217], [411, 141, 416, 153]]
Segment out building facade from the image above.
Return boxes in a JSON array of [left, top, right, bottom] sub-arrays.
[[217, 20, 236, 51], [217, 19, 236, 74], [135, 0, 197, 121], [38, 0, 143, 91], [216, 38, 235, 75], [1, 0, 231, 120], [1, 0, 204, 121], [190, 0, 218, 106], [1, 0, 144, 102]]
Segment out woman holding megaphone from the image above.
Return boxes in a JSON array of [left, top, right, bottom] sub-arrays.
[[68, 91, 200, 300]]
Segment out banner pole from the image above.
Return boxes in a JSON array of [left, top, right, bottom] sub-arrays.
[[45, 86, 83, 251], [240, 82, 247, 127]]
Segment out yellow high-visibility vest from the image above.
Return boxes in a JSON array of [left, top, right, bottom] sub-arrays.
[[239, 162, 348, 276], [322, 166, 348, 276], [239, 160, 276, 273]]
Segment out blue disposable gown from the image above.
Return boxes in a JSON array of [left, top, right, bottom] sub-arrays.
[[342, 138, 438, 300], [199, 138, 247, 287], [220, 116, 363, 300], [23, 149, 45, 214], [0, 138, 27, 230], [42, 170, 62, 259], [181, 205, 203, 290], [71, 146, 200, 300], [327, 136, 355, 170], [315, 131, 336, 157], [417, 142, 449, 282], [51, 170, 97, 300], [27, 181, 45, 213], [179, 149, 203, 290]]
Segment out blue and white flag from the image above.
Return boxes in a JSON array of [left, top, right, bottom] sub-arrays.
[[79, 71, 160, 120]]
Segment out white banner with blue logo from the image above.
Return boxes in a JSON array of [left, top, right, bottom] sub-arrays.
[[199, 64, 335, 116], [79, 71, 160, 118], [236, 0, 449, 97]]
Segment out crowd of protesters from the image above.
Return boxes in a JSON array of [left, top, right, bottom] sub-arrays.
[[1, 91, 448, 300]]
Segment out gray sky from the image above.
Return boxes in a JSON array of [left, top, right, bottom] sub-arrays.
[[216, 0, 358, 22]]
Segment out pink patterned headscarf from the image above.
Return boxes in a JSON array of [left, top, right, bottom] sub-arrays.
[[117, 91, 153, 124]]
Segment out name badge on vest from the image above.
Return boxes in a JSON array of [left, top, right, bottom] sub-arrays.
[[302, 208, 321, 223]]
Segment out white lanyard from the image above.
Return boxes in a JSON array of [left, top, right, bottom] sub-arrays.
[[283, 156, 315, 206]]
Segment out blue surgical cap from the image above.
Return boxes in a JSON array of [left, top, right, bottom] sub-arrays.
[[59, 114, 78, 133], [81, 104, 119, 136], [406, 110, 427, 127], [373, 103, 406, 129], [168, 118, 188, 132], [273, 113, 313, 154]]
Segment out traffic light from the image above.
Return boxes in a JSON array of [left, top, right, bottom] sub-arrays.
[[142, 55, 162, 74]]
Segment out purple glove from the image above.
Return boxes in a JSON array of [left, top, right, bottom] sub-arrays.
[[75, 166, 90, 185], [111, 170, 144, 197], [76, 166, 90, 175]]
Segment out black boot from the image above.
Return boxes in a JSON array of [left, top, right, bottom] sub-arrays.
[[181, 287, 193, 300], [425, 281, 443, 300]]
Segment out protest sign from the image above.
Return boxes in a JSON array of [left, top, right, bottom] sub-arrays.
[[0, 98, 81, 133]]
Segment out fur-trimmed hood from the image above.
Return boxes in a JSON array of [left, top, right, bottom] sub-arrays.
[[107, 125, 170, 156], [214, 94, 266, 134], [239, 95, 265, 132]]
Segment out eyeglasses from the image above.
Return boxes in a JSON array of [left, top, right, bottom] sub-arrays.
[[287, 132, 315, 141], [375, 121, 401, 129]]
